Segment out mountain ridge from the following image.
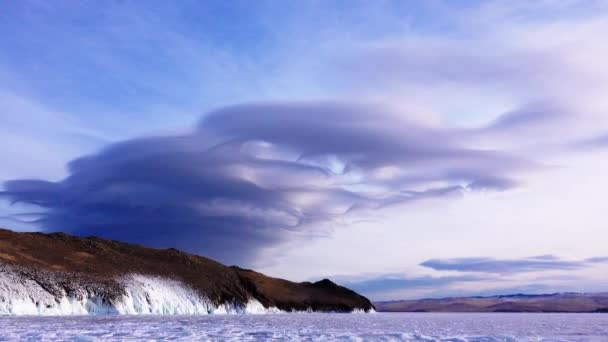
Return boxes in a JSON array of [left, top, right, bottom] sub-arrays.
[[374, 292, 608, 312], [0, 228, 374, 315]]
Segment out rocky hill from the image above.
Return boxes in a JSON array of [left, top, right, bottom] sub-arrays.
[[0, 228, 373, 315]]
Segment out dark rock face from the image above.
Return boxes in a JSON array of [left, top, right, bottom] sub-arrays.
[[1, 263, 124, 304], [374, 293, 608, 313], [234, 270, 372, 312], [0, 229, 373, 313]]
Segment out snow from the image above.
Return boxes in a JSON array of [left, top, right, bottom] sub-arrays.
[[1, 313, 607, 341], [116, 275, 213, 315], [0, 266, 282, 316], [351, 308, 371, 314], [0, 266, 109, 315]]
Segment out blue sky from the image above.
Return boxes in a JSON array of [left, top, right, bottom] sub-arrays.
[[2, 0, 608, 301]]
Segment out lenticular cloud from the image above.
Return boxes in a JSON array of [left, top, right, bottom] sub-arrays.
[[1, 101, 530, 264]]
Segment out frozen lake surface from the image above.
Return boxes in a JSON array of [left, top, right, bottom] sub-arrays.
[[1, 312, 607, 341]]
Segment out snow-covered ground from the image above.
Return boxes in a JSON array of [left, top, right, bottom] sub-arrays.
[[0, 266, 280, 315], [1, 313, 607, 341]]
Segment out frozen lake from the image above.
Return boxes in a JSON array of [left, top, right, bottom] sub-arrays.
[[1, 312, 607, 341]]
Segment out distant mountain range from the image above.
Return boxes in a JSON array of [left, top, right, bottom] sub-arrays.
[[0, 229, 373, 315], [375, 293, 608, 312]]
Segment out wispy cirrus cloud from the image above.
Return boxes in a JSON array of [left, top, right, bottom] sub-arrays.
[[332, 3, 608, 152]]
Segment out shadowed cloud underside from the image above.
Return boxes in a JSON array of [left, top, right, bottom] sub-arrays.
[[1, 102, 528, 264]]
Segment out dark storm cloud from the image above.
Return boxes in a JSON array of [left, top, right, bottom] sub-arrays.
[[1, 102, 531, 264], [420, 255, 608, 274]]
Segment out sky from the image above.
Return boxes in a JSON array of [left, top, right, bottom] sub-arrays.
[[2, 0, 608, 301]]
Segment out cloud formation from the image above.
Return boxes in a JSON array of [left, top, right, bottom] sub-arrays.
[[339, 274, 485, 295], [337, 272, 571, 300], [420, 255, 607, 274], [2, 2, 608, 303], [1, 101, 530, 264], [339, 254, 608, 300]]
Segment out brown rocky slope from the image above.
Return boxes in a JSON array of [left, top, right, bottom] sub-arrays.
[[0, 228, 373, 313]]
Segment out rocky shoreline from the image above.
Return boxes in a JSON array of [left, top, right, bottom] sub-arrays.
[[0, 229, 374, 315]]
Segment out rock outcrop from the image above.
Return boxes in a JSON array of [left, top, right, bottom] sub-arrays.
[[0, 228, 373, 315]]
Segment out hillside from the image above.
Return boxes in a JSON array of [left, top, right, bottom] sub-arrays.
[[0, 228, 373, 315]]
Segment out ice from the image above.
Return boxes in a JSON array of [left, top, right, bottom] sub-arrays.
[[1, 313, 607, 341], [116, 274, 213, 315], [0, 266, 282, 316]]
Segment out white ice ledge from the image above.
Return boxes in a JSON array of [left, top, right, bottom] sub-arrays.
[[0, 268, 280, 316], [0, 268, 368, 315]]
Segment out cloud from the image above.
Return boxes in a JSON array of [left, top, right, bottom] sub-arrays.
[[574, 134, 608, 150], [0, 101, 531, 265], [586, 257, 608, 263], [333, 272, 574, 301], [338, 273, 486, 295], [340, 4, 608, 96], [338, 254, 608, 300], [420, 255, 608, 274], [4, 1, 607, 272], [481, 101, 570, 134], [332, 6, 608, 154]]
